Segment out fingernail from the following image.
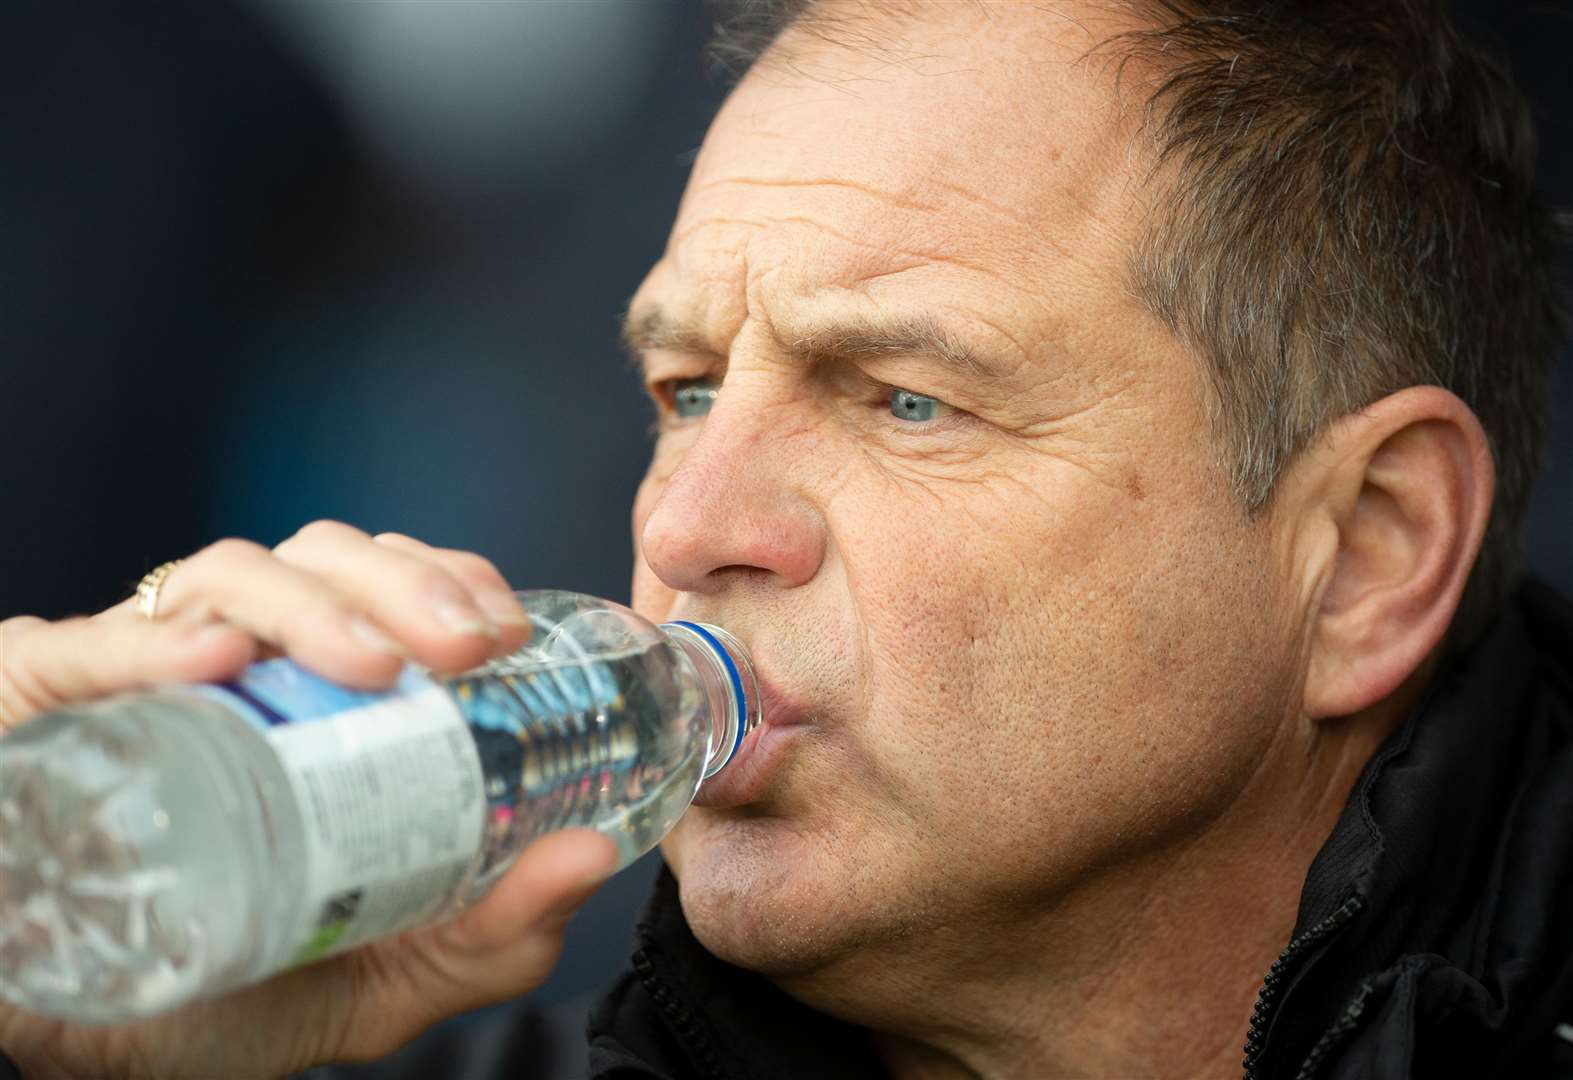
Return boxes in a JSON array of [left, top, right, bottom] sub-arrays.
[[433, 601, 497, 638], [475, 590, 531, 629], [349, 617, 409, 656]]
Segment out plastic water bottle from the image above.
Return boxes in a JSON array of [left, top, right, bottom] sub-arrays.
[[0, 590, 759, 1024]]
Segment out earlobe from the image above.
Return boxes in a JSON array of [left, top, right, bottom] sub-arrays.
[[1302, 387, 1495, 720]]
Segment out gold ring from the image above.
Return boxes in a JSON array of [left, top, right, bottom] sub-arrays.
[[134, 560, 185, 620]]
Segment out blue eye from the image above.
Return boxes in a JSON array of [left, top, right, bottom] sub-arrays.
[[889, 388, 942, 422], [671, 378, 718, 419]]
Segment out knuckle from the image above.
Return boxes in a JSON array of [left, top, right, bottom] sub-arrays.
[[412, 563, 467, 599], [5, 615, 86, 666], [0, 614, 48, 638], [445, 550, 505, 585], [372, 530, 418, 547], [293, 519, 362, 545], [198, 536, 268, 566]]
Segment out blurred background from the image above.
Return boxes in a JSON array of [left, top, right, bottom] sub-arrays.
[[2, 0, 1568, 1035]]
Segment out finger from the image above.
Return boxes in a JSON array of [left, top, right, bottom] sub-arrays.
[[151, 537, 410, 690], [272, 521, 524, 672], [439, 829, 619, 958], [370, 533, 530, 631], [95, 595, 141, 622], [1, 613, 256, 729], [340, 830, 618, 1044]]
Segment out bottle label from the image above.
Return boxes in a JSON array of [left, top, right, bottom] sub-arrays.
[[185, 660, 485, 968]]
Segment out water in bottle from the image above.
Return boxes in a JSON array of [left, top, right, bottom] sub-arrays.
[[0, 590, 759, 1024]]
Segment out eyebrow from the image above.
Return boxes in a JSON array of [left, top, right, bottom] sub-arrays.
[[620, 305, 1010, 383]]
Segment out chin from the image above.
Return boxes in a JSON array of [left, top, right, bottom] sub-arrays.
[[664, 811, 860, 979]]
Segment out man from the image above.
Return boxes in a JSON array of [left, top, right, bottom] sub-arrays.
[[2, 1, 1568, 1078]]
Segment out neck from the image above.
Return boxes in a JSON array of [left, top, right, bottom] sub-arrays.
[[781, 707, 1410, 1080]]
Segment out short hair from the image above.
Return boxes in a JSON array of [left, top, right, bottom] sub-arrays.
[[705, 0, 1568, 645]]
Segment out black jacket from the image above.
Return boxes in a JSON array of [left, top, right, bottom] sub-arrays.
[[4, 582, 1571, 1079]]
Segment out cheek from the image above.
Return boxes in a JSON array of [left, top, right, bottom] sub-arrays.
[[836, 460, 1092, 682], [828, 474, 1039, 789], [833, 458, 1284, 860]]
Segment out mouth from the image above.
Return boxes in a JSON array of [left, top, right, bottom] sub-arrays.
[[692, 676, 812, 809]]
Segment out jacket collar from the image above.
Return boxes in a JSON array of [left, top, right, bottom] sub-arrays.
[[1253, 580, 1573, 1078]]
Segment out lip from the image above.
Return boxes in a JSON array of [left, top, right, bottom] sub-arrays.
[[692, 676, 811, 809]]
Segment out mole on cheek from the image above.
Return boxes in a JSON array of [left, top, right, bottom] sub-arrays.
[[1125, 470, 1147, 501]]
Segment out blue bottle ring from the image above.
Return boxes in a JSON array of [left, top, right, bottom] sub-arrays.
[[668, 620, 748, 765]]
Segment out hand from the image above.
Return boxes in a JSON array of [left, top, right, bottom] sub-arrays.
[[0, 521, 620, 1079]]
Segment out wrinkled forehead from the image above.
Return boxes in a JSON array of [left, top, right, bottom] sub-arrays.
[[674, 1, 1155, 286]]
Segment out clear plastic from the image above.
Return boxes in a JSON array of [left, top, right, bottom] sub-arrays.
[[0, 590, 759, 1024]]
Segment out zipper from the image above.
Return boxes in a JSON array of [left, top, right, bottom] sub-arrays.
[[631, 946, 729, 1080], [1294, 978, 1376, 1080], [1241, 893, 1366, 1080]]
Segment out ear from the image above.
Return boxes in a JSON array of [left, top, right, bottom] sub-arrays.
[[1299, 386, 1495, 720]]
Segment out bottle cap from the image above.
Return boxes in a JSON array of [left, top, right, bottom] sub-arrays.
[[661, 621, 761, 778]]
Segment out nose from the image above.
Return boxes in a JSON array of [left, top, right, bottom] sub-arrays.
[[638, 399, 826, 595]]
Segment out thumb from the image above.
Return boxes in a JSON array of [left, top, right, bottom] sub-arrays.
[[326, 830, 621, 1063], [359, 829, 620, 1029], [1, 611, 256, 729], [446, 829, 622, 954]]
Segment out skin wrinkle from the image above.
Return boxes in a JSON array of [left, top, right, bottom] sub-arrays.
[[844, 260, 941, 290], [628, 299, 1024, 409], [661, 213, 1014, 296], [1001, 428, 1133, 495], [616, 4, 1479, 1077], [663, 160, 1120, 385], [851, 433, 958, 509], [668, 204, 1043, 310], [667, 215, 769, 248], [772, 215, 1016, 284], [1043, 846, 1192, 1057], [928, 177, 1049, 234], [692, 174, 947, 216], [631, 293, 1073, 432], [950, 310, 1038, 374], [794, 318, 991, 379]]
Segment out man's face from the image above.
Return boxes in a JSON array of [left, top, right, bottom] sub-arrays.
[[626, 5, 1304, 989]]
